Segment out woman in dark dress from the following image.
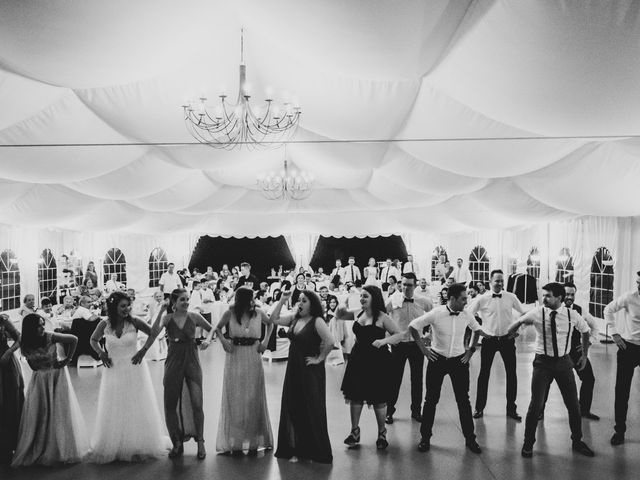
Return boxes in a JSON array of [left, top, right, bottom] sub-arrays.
[[335, 285, 403, 450], [0, 314, 24, 465], [271, 289, 334, 463], [132, 288, 214, 460]]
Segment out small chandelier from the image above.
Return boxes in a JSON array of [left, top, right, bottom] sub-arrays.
[[181, 29, 301, 149], [257, 150, 314, 200]]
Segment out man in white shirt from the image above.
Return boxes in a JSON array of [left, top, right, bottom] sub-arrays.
[[409, 283, 491, 454], [604, 270, 640, 446], [507, 282, 594, 458], [159, 263, 182, 299], [402, 254, 419, 276], [468, 269, 525, 421], [449, 258, 471, 286], [385, 273, 433, 424], [330, 259, 345, 285], [380, 258, 400, 292], [70, 295, 101, 364], [343, 256, 361, 284]]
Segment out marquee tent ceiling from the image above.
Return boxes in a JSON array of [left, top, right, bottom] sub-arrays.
[[1, 0, 640, 236]]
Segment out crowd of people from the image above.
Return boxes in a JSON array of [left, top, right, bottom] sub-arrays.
[[1, 254, 640, 468]]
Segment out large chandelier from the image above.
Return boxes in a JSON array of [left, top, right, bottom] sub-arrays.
[[181, 29, 301, 149], [257, 151, 314, 200]]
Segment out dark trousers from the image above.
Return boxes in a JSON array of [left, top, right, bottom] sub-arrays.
[[387, 342, 424, 416], [475, 335, 517, 412], [541, 349, 595, 414], [524, 354, 582, 446], [614, 340, 640, 434], [420, 353, 475, 441]]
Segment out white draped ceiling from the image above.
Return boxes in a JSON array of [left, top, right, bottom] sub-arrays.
[[1, 0, 640, 236]]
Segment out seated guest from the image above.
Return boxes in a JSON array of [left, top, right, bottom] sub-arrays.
[[70, 296, 101, 365], [439, 288, 449, 305], [476, 281, 487, 295], [387, 276, 399, 295], [37, 298, 59, 331], [18, 294, 37, 318], [55, 295, 77, 318], [315, 267, 327, 283], [84, 261, 98, 288], [104, 274, 122, 294], [417, 278, 430, 295]]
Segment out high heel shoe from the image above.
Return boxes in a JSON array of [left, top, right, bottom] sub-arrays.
[[344, 426, 360, 446], [376, 429, 388, 450], [168, 442, 184, 459], [197, 440, 207, 460]]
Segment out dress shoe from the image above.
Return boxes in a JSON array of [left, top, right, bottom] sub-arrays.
[[385, 414, 394, 425], [506, 411, 522, 422], [572, 441, 594, 457], [521, 445, 533, 458], [465, 440, 482, 454], [344, 426, 360, 446], [411, 412, 422, 422], [610, 432, 625, 446], [417, 438, 430, 452], [472, 410, 483, 419], [376, 429, 388, 450], [581, 412, 600, 421], [168, 442, 184, 459]]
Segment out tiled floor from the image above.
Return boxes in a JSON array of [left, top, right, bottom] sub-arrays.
[[2, 338, 640, 479]]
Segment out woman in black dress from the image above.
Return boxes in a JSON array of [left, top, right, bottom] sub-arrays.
[[335, 285, 403, 450], [271, 289, 334, 463], [0, 314, 24, 464]]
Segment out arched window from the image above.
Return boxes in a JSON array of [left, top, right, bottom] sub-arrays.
[[149, 247, 169, 288], [589, 247, 614, 319], [38, 249, 57, 304], [103, 248, 127, 286], [555, 247, 574, 283], [469, 246, 490, 284], [527, 247, 541, 280], [431, 246, 448, 282], [0, 250, 21, 311]]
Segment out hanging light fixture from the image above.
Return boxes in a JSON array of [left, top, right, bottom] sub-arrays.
[[181, 28, 301, 149], [256, 148, 314, 200]]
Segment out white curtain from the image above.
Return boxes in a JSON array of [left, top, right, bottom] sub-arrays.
[[284, 233, 319, 272]]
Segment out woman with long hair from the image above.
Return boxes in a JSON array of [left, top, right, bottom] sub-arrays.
[[215, 287, 274, 454], [363, 257, 379, 287], [335, 285, 403, 450], [12, 314, 88, 466], [271, 289, 334, 463], [290, 273, 307, 306], [89, 291, 170, 462], [84, 261, 98, 289], [132, 288, 213, 460], [0, 313, 23, 465]]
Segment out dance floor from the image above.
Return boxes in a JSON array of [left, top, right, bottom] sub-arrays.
[[2, 339, 640, 480]]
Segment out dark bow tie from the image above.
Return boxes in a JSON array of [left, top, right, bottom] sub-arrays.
[[492, 293, 502, 298], [403, 298, 414, 303], [447, 308, 459, 316]]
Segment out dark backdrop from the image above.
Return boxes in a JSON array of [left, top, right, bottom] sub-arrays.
[[188, 236, 295, 281], [310, 235, 408, 273]]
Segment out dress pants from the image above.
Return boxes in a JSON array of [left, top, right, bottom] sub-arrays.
[[524, 354, 583, 447], [420, 353, 475, 441], [541, 349, 595, 415], [475, 335, 517, 413], [387, 342, 424, 416], [614, 340, 640, 435]]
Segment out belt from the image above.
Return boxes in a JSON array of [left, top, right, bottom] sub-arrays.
[[231, 337, 260, 346], [170, 338, 195, 344]]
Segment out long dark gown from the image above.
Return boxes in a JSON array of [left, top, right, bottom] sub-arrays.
[[0, 318, 24, 464], [163, 314, 201, 443], [275, 318, 332, 464]]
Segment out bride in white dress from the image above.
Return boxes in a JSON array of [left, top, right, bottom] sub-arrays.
[[89, 291, 170, 463]]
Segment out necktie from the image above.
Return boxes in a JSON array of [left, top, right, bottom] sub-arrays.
[[403, 298, 414, 303], [350, 266, 355, 281], [492, 293, 502, 298], [550, 310, 559, 357], [385, 269, 389, 282]]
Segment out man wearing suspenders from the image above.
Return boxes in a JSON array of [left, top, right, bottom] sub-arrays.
[[507, 282, 595, 458]]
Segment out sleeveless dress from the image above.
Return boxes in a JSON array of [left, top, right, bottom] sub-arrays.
[[216, 314, 273, 453], [11, 333, 89, 466], [275, 318, 332, 463], [90, 321, 170, 462], [0, 318, 24, 464], [163, 313, 202, 443], [341, 321, 392, 405], [364, 266, 378, 286]]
